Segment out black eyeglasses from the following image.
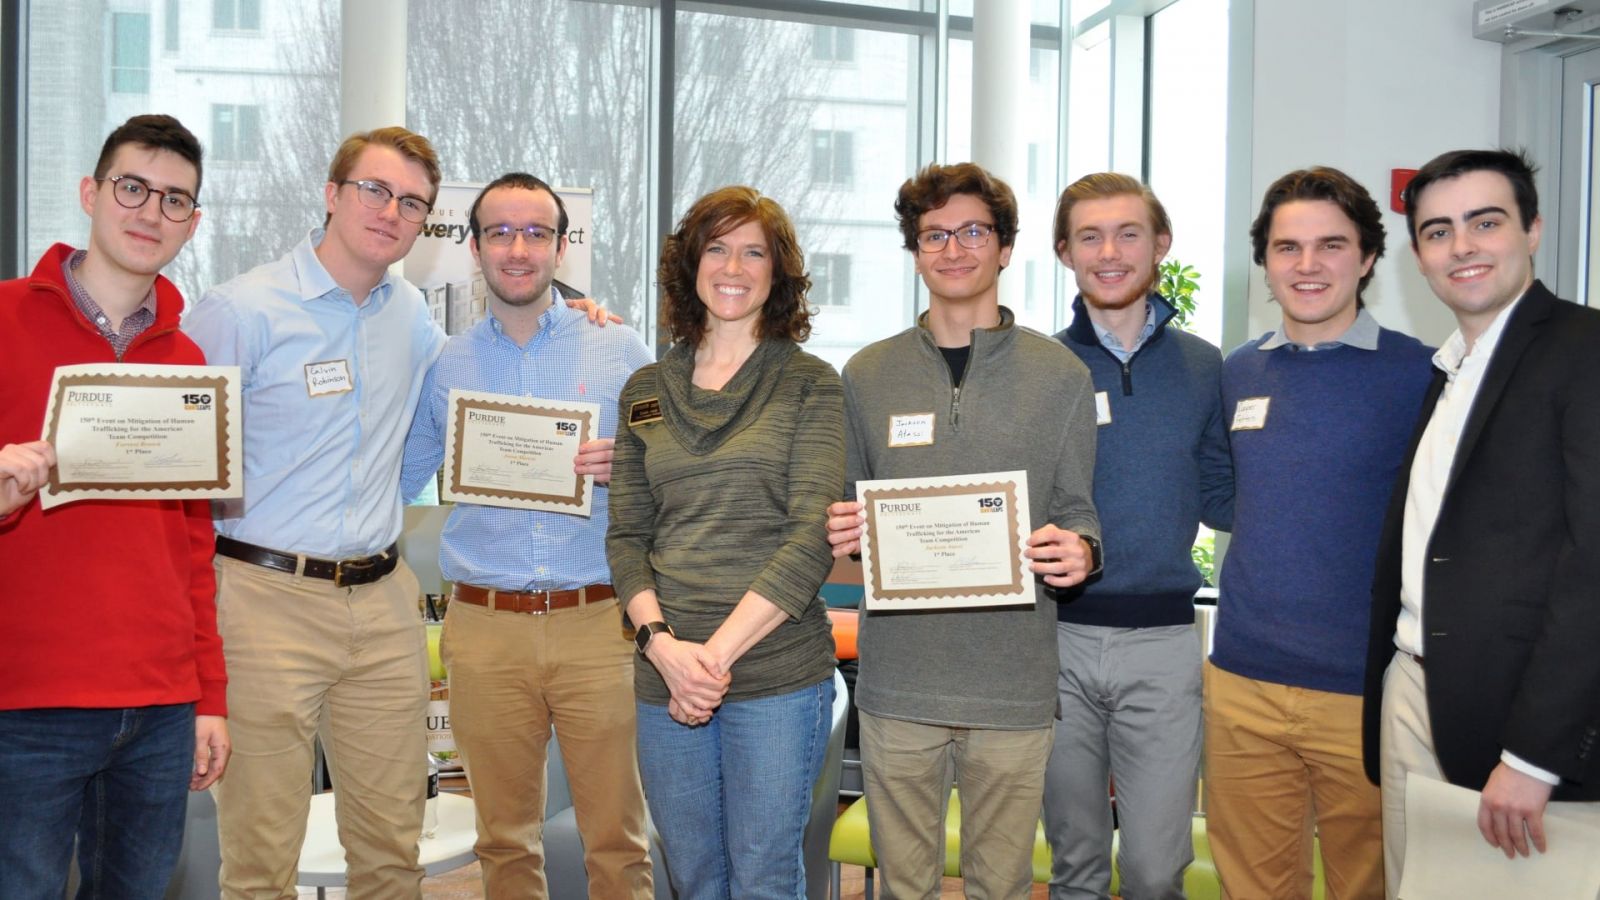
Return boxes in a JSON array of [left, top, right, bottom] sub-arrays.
[[480, 224, 560, 248], [916, 222, 995, 253], [98, 175, 200, 223], [342, 179, 433, 224]]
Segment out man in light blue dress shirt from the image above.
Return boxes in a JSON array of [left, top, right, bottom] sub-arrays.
[[183, 126, 451, 899], [400, 173, 655, 897]]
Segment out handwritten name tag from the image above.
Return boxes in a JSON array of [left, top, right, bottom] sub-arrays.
[[888, 412, 935, 448], [305, 360, 353, 397], [1231, 397, 1270, 431]]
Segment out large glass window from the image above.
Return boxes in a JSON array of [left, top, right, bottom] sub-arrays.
[[25, 0, 339, 300], [1147, 0, 1229, 346], [17, 1, 1239, 358], [947, 36, 1062, 334], [672, 10, 921, 371], [407, 1, 651, 325], [1065, 21, 1111, 183]]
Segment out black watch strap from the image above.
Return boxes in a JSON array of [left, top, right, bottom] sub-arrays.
[[1081, 534, 1103, 577], [635, 621, 674, 655]]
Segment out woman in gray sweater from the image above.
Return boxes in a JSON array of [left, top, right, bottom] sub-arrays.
[[606, 186, 844, 900]]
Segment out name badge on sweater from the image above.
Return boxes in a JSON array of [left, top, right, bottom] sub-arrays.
[[888, 412, 935, 447], [1231, 396, 1270, 431], [305, 360, 353, 397], [1095, 391, 1111, 426], [629, 398, 663, 426]]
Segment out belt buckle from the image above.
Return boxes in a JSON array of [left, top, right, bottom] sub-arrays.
[[530, 590, 552, 615], [334, 556, 374, 588]]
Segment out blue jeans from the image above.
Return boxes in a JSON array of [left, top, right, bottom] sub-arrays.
[[636, 678, 834, 900], [0, 704, 195, 900]]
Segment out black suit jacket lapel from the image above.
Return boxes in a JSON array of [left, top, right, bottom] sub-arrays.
[[1445, 281, 1556, 493]]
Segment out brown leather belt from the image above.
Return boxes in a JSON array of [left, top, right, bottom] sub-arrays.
[[453, 583, 615, 615], [216, 536, 399, 587]]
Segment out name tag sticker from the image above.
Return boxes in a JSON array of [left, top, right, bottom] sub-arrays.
[[629, 398, 663, 426], [305, 360, 353, 397], [1232, 396, 1270, 431], [888, 412, 935, 448], [1095, 391, 1112, 426]]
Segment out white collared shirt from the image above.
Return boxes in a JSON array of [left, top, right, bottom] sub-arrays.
[[1396, 289, 1556, 784]]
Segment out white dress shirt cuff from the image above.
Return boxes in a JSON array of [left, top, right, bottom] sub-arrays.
[[1501, 751, 1561, 786]]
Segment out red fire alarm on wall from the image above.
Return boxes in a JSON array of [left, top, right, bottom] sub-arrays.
[[1391, 169, 1418, 214]]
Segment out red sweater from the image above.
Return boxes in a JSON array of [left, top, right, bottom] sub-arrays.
[[0, 244, 226, 716]]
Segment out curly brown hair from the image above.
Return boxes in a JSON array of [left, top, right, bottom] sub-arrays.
[[657, 186, 813, 349], [894, 162, 1019, 253]]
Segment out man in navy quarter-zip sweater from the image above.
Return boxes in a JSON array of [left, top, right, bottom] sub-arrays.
[[1045, 173, 1233, 900]]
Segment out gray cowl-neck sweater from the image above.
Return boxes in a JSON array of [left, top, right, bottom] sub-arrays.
[[608, 338, 845, 704]]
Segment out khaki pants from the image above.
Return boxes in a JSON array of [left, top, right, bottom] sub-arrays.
[[1378, 652, 1444, 900], [1203, 662, 1383, 900], [212, 556, 428, 900], [442, 594, 651, 899], [1379, 653, 1600, 900], [859, 710, 1052, 900]]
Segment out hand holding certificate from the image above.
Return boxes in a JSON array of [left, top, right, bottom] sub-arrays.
[[39, 363, 242, 510], [858, 470, 1032, 610], [442, 389, 601, 516]]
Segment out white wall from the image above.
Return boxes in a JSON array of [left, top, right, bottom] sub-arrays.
[[1244, 0, 1502, 348]]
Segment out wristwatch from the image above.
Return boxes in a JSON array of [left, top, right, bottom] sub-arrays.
[[635, 621, 674, 656], [1081, 534, 1103, 577]]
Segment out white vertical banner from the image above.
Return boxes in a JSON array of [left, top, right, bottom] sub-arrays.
[[404, 182, 594, 334]]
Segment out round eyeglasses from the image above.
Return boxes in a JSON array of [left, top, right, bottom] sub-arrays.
[[916, 222, 995, 253], [98, 175, 200, 223], [342, 179, 433, 224]]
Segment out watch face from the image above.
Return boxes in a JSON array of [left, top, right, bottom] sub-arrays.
[[635, 622, 669, 654]]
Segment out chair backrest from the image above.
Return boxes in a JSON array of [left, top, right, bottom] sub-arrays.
[[160, 790, 221, 900], [803, 668, 851, 900], [400, 504, 451, 597]]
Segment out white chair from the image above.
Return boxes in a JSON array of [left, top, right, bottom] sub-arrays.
[[295, 790, 479, 899]]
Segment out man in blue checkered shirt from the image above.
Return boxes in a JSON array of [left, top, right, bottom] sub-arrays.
[[400, 173, 655, 898]]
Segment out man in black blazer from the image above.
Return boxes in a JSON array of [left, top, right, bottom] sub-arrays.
[[1362, 148, 1600, 896]]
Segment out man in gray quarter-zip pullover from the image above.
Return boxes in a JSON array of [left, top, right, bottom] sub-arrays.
[[827, 162, 1102, 899]]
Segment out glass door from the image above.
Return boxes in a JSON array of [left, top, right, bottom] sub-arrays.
[[1559, 45, 1600, 305]]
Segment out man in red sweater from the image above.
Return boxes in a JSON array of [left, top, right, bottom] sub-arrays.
[[0, 114, 229, 900]]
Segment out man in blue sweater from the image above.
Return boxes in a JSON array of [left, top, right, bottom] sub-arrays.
[[1206, 168, 1434, 899], [1044, 173, 1233, 900]]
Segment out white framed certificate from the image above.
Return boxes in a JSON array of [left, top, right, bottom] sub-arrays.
[[858, 470, 1033, 611], [39, 363, 243, 510], [442, 389, 600, 516]]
